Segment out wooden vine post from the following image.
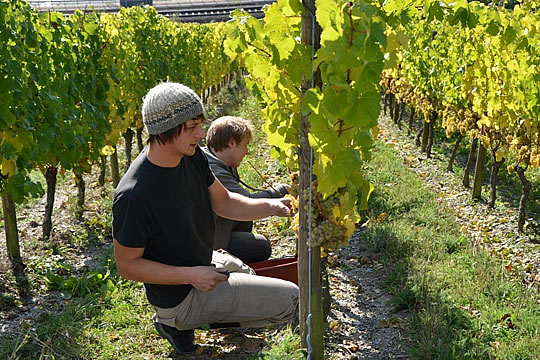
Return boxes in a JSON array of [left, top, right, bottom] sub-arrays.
[[298, 0, 324, 358]]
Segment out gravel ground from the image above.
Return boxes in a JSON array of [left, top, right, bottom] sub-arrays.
[[325, 230, 409, 360]]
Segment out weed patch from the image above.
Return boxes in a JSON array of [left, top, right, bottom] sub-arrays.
[[362, 142, 540, 359]]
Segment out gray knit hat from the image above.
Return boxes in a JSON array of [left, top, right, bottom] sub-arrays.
[[142, 82, 205, 135]]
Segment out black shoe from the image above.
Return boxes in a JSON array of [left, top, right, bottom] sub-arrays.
[[154, 322, 198, 355]]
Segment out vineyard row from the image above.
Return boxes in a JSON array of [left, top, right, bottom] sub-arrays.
[[1, 0, 235, 265], [380, 0, 539, 230]]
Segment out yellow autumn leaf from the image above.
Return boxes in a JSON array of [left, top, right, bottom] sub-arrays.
[[100, 145, 116, 156], [1, 158, 17, 176]]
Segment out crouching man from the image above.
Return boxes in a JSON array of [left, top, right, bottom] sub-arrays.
[[112, 82, 299, 355], [202, 116, 289, 264]]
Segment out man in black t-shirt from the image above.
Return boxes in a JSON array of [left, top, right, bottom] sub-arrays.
[[112, 82, 299, 355]]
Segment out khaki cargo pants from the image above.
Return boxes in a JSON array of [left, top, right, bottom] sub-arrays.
[[152, 250, 299, 330]]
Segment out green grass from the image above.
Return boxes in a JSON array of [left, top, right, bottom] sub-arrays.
[[252, 326, 305, 360], [362, 141, 540, 360]]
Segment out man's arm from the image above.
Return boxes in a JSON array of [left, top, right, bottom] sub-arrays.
[[113, 239, 228, 292], [208, 178, 291, 221]]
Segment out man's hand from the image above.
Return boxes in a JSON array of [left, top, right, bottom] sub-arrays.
[[271, 197, 292, 217], [189, 266, 229, 292]]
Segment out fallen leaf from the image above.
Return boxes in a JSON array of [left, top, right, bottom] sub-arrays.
[[377, 213, 387, 224], [358, 256, 372, 265]]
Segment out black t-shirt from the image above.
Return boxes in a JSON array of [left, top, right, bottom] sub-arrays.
[[112, 146, 215, 308]]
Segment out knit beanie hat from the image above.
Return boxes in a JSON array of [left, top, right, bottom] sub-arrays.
[[142, 82, 205, 135]]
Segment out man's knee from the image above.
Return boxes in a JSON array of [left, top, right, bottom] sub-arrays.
[[253, 234, 272, 260], [276, 281, 299, 323]]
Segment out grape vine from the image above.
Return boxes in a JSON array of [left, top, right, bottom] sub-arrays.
[[224, 0, 389, 251]]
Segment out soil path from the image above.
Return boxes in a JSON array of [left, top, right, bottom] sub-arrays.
[[325, 230, 409, 359]]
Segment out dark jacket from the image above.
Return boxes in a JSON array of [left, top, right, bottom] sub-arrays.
[[202, 146, 288, 249]]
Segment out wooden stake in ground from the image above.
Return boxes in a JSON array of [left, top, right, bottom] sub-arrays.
[[298, 1, 324, 359]]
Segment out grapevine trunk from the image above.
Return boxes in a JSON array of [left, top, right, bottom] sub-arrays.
[[43, 166, 58, 239], [463, 138, 478, 188], [515, 165, 531, 232], [488, 155, 505, 208], [472, 143, 487, 200], [447, 133, 463, 172], [123, 129, 134, 171], [110, 147, 120, 189], [2, 193, 21, 264]]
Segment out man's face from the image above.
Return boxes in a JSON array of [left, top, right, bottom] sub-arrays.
[[227, 137, 249, 168], [173, 118, 205, 157]]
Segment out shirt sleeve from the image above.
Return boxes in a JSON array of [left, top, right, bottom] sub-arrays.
[[112, 193, 151, 248]]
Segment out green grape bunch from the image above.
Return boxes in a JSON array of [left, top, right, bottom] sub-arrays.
[[288, 173, 356, 251]]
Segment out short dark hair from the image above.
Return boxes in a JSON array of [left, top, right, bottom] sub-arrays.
[[147, 115, 206, 145], [206, 116, 253, 151]]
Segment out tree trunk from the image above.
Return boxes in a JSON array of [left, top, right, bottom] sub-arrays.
[[408, 107, 415, 136], [472, 143, 487, 200], [42, 166, 58, 239], [110, 146, 120, 189], [2, 193, 23, 272], [123, 128, 134, 171], [515, 165, 531, 232], [299, 2, 324, 358], [98, 155, 106, 186], [136, 127, 144, 152], [463, 138, 478, 188], [447, 133, 463, 172], [74, 171, 85, 220]]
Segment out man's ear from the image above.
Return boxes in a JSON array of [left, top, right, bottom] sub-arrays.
[[226, 139, 236, 149]]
